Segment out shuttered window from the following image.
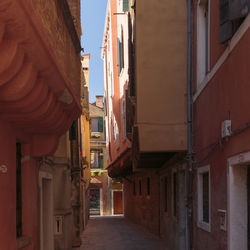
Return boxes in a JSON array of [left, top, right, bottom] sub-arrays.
[[97, 117, 103, 132], [123, 0, 129, 12], [90, 149, 103, 169], [117, 27, 124, 76], [220, 0, 250, 43], [98, 151, 103, 169]]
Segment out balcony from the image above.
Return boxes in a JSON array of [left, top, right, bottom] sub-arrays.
[[130, 0, 188, 168], [0, 0, 81, 156]]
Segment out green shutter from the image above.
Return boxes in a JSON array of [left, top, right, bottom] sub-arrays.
[[97, 117, 103, 132], [123, 0, 129, 12]]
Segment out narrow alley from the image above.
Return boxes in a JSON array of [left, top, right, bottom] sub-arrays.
[[0, 0, 250, 249], [76, 217, 165, 250]]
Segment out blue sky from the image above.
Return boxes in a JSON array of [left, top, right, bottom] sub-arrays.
[[81, 0, 108, 103]]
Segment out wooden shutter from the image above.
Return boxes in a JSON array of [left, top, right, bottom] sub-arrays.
[[123, 0, 129, 12], [97, 117, 103, 132]]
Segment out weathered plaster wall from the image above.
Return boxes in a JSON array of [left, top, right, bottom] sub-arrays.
[[193, 18, 250, 250], [159, 165, 187, 250], [124, 171, 160, 235], [31, 0, 81, 98]]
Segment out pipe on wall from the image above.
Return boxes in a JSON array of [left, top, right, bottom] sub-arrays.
[[186, 0, 194, 249]]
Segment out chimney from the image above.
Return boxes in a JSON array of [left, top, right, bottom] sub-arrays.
[[96, 95, 103, 109]]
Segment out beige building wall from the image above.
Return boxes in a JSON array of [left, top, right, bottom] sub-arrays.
[[136, 0, 188, 152]]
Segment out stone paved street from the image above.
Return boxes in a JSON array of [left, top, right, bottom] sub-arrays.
[[76, 216, 166, 250]]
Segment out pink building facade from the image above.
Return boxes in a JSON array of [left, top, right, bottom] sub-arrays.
[[193, 1, 250, 249]]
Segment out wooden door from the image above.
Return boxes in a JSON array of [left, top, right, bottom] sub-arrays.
[[113, 191, 123, 214]]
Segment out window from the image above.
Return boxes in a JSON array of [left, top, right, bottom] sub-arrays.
[[112, 123, 115, 141], [147, 177, 150, 196], [123, 0, 129, 12], [133, 181, 136, 196], [197, 0, 210, 85], [69, 120, 76, 140], [220, 0, 249, 43], [139, 180, 142, 196], [164, 176, 168, 212], [197, 165, 211, 231], [173, 172, 177, 217], [16, 142, 22, 237], [112, 118, 119, 143], [54, 216, 63, 235], [91, 117, 103, 133], [117, 26, 124, 75], [122, 100, 126, 139], [90, 149, 103, 169], [122, 91, 132, 139]]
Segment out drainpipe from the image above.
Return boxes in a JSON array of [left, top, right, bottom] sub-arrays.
[[187, 0, 193, 249]]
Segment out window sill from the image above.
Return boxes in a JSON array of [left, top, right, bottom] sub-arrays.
[[198, 221, 211, 232], [17, 236, 31, 249]]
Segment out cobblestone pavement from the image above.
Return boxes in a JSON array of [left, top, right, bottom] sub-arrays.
[[75, 216, 166, 250]]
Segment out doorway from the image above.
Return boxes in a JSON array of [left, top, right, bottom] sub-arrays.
[[90, 188, 101, 216], [39, 172, 54, 250], [228, 152, 250, 250], [112, 191, 123, 215]]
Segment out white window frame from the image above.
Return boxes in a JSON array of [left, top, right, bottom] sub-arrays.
[[227, 151, 250, 250], [197, 165, 211, 232], [196, 0, 210, 86]]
